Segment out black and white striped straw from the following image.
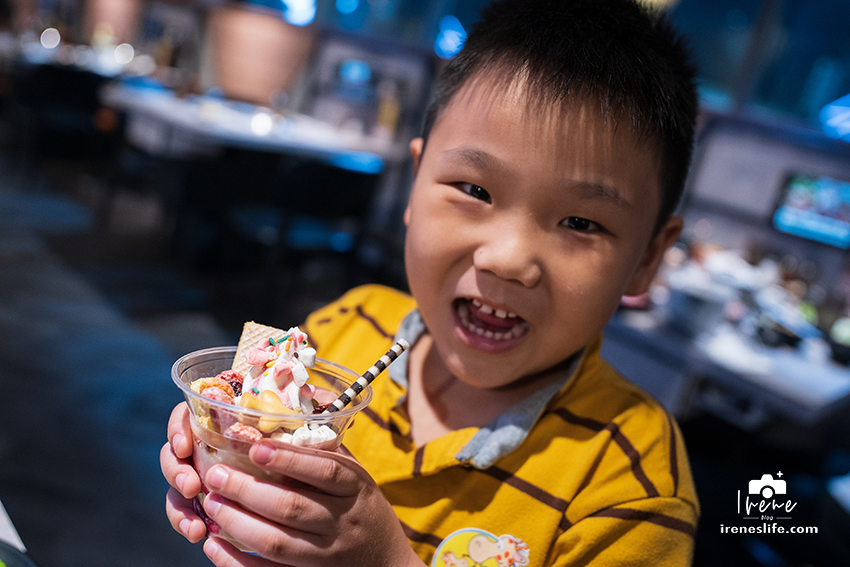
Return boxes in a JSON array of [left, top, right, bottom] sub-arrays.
[[323, 339, 410, 413]]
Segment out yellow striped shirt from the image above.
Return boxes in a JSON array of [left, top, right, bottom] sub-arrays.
[[304, 284, 699, 566]]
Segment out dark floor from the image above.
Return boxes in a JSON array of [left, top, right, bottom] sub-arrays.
[[0, 148, 367, 567], [0, 141, 848, 566]]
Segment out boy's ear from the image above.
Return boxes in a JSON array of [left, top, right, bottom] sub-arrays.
[[404, 138, 425, 227], [410, 137, 424, 174], [624, 215, 683, 296]]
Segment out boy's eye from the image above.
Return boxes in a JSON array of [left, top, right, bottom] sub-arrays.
[[561, 216, 601, 232], [457, 183, 491, 203]]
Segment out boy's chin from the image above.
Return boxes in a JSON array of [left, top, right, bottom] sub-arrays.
[[443, 355, 553, 392]]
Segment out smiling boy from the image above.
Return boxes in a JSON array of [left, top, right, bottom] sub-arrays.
[[162, 0, 700, 565]]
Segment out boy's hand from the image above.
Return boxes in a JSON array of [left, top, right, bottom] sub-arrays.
[[161, 402, 207, 543], [198, 441, 424, 567]]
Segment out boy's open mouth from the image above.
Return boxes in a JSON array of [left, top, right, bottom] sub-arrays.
[[453, 298, 530, 347]]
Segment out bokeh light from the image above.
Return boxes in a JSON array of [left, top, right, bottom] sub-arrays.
[[434, 15, 466, 60], [40, 28, 61, 49], [283, 0, 317, 26], [114, 43, 135, 65], [251, 112, 274, 136], [336, 0, 359, 15]]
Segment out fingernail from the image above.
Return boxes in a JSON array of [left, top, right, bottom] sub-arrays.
[[204, 537, 221, 561], [175, 473, 187, 493], [179, 519, 191, 536], [204, 493, 222, 517], [207, 467, 228, 490], [172, 434, 185, 451], [253, 443, 274, 464]]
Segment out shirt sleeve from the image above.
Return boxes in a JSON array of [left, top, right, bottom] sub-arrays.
[[545, 496, 697, 566]]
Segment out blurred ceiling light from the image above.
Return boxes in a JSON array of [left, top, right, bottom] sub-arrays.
[[434, 15, 465, 60], [40, 28, 61, 49], [283, 0, 317, 26], [251, 112, 275, 136], [336, 0, 359, 15], [114, 43, 135, 65]]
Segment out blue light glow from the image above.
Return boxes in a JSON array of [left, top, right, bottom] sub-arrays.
[[339, 59, 371, 84], [820, 93, 850, 141], [336, 0, 359, 15], [331, 152, 384, 174], [282, 0, 317, 26], [434, 15, 466, 60]]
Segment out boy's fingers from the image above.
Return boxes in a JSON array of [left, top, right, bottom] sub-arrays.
[[247, 442, 361, 497], [160, 441, 202, 498], [203, 465, 336, 533], [167, 403, 194, 459], [203, 537, 296, 567], [165, 488, 207, 543], [202, 494, 322, 564]]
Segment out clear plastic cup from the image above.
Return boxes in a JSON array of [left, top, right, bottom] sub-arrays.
[[171, 346, 372, 548]]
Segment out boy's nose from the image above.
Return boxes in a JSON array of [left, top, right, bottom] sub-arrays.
[[473, 223, 542, 287]]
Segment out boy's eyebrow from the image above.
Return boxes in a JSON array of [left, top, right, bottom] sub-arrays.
[[440, 147, 505, 174], [571, 181, 636, 212]]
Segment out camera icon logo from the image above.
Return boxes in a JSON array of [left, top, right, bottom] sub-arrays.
[[748, 474, 787, 499]]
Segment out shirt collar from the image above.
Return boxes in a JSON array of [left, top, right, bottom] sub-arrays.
[[391, 309, 582, 469]]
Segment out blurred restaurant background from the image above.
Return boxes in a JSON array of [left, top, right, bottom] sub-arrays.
[[0, 0, 849, 565]]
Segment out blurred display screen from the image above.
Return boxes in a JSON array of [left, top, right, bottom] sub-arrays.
[[772, 173, 850, 248]]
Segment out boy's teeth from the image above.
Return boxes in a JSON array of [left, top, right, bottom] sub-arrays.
[[457, 299, 528, 341], [470, 299, 516, 320]]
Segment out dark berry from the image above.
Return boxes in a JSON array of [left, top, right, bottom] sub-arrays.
[[216, 370, 244, 397], [312, 403, 331, 414]]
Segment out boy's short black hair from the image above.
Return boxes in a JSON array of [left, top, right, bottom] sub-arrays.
[[421, 0, 698, 233]]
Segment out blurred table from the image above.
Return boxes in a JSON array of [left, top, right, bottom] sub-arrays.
[[100, 79, 414, 275], [602, 310, 850, 429], [100, 80, 409, 166]]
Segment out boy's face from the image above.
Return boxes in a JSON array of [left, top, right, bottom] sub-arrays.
[[404, 78, 681, 390]]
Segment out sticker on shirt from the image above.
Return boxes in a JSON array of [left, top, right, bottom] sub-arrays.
[[432, 527, 529, 567]]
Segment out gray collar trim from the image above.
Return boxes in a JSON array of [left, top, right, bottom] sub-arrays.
[[391, 309, 581, 469]]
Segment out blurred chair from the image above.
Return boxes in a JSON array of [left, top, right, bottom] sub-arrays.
[[224, 152, 383, 293]]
